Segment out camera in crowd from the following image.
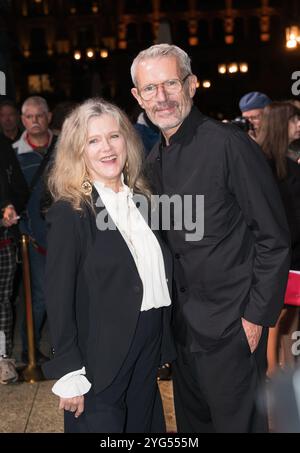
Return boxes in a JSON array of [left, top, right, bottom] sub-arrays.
[[287, 138, 300, 163], [230, 116, 254, 133]]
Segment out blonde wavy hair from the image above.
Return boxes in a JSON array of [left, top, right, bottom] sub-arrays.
[[48, 98, 151, 210]]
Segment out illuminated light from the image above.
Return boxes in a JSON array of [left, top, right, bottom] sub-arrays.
[[286, 26, 300, 49], [24, 50, 30, 58], [118, 40, 127, 50], [239, 63, 248, 73], [196, 80, 200, 89], [218, 64, 226, 74], [47, 48, 54, 56], [100, 49, 109, 58], [225, 35, 234, 44], [189, 37, 198, 46], [92, 5, 99, 13], [202, 80, 211, 89], [74, 51, 81, 60], [87, 49, 94, 58], [260, 33, 270, 42], [228, 63, 238, 74], [70, 7, 76, 14], [286, 39, 297, 48]]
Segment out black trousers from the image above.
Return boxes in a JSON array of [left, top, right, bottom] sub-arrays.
[[64, 308, 165, 433], [173, 319, 269, 433]]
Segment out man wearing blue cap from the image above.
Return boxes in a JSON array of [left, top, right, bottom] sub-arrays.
[[239, 91, 271, 140]]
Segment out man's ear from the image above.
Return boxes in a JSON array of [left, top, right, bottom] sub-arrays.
[[188, 75, 198, 98], [131, 87, 144, 109]]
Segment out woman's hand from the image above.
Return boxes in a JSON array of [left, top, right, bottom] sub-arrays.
[[2, 205, 19, 227], [59, 395, 84, 418]]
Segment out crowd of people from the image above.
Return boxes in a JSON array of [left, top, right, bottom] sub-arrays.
[[1, 43, 300, 433]]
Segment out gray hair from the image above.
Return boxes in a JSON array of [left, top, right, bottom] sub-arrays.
[[22, 96, 49, 114], [130, 44, 192, 87]]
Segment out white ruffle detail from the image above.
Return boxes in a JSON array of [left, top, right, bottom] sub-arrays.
[[52, 366, 91, 398]]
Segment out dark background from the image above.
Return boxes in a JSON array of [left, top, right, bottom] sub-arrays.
[[0, 0, 300, 118]]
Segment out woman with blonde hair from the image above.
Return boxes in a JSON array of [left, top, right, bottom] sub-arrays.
[[257, 101, 300, 377], [42, 98, 175, 433]]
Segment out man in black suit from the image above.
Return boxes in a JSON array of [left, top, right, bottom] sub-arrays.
[[131, 44, 291, 432]]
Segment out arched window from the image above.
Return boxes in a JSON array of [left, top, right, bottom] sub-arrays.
[[126, 23, 139, 51], [174, 21, 189, 48], [124, 0, 152, 14], [248, 16, 260, 44], [30, 28, 47, 52], [212, 18, 224, 44], [198, 20, 210, 45], [140, 22, 154, 48], [234, 17, 245, 42], [197, 0, 225, 11], [232, 0, 260, 8]]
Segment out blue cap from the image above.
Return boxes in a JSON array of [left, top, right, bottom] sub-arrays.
[[239, 91, 271, 112]]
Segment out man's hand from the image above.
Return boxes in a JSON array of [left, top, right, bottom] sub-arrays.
[[241, 318, 262, 353], [2, 205, 19, 227], [59, 395, 84, 418]]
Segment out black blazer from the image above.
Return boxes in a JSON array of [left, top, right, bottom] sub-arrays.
[[42, 191, 175, 394], [146, 106, 291, 352]]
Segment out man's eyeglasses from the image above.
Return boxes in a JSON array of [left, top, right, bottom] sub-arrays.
[[138, 74, 191, 101]]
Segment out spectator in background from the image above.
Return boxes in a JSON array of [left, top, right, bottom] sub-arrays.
[[239, 91, 271, 140], [257, 101, 300, 377], [0, 134, 29, 383], [0, 100, 22, 144], [50, 101, 78, 135], [134, 111, 159, 157], [13, 96, 57, 365]]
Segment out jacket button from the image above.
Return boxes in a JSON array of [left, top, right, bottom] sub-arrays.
[[133, 286, 141, 294], [175, 253, 180, 259], [180, 287, 186, 293]]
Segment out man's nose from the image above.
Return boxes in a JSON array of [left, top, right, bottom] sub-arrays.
[[155, 84, 168, 101]]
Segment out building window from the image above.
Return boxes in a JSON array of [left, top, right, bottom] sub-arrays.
[[160, 0, 188, 12], [28, 74, 53, 93], [232, 0, 260, 7], [234, 18, 245, 42], [197, 0, 225, 11], [198, 20, 210, 45], [124, 0, 152, 14], [175, 21, 189, 48], [30, 28, 47, 52], [140, 22, 154, 47]]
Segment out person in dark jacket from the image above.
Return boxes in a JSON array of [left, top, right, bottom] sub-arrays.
[[131, 44, 291, 433], [257, 102, 300, 377], [42, 98, 175, 433], [14, 96, 56, 364], [0, 134, 29, 383]]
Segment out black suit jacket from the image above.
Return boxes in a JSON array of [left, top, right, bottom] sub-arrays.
[[146, 106, 291, 352], [42, 192, 175, 394]]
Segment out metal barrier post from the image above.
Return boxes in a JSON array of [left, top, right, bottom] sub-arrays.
[[20, 234, 44, 383]]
